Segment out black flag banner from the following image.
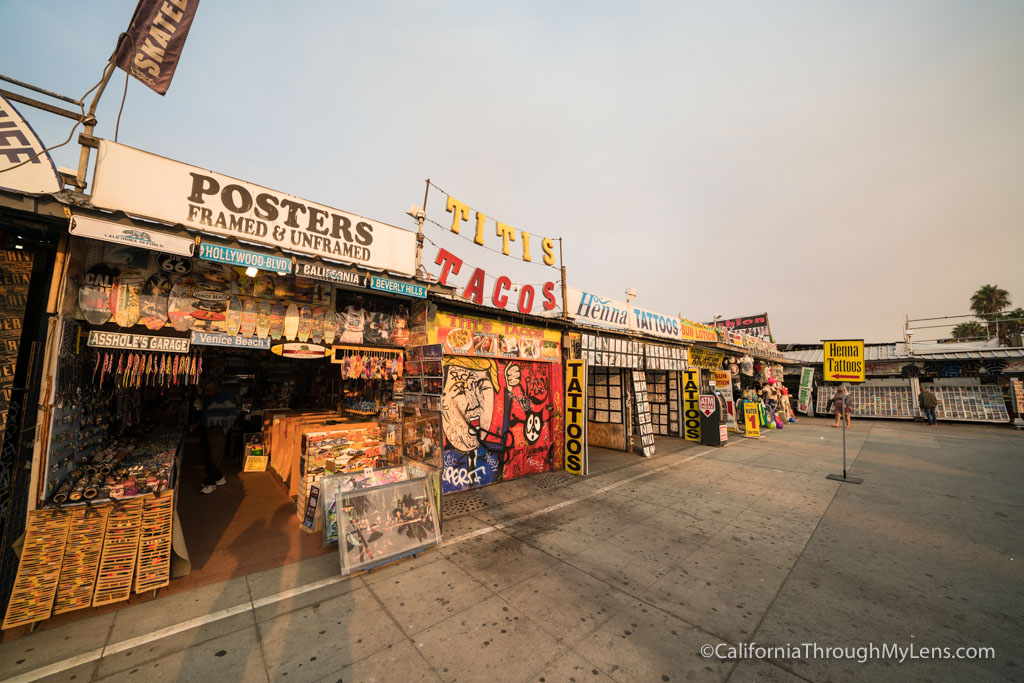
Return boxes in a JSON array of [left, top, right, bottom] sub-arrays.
[[114, 0, 200, 95]]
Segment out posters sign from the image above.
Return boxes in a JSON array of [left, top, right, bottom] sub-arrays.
[[682, 369, 701, 442], [113, 0, 201, 95], [90, 140, 417, 275], [564, 359, 588, 475], [823, 339, 865, 383], [744, 402, 761, 438]]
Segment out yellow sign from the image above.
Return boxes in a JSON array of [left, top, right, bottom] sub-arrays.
[[743, 402, 761, 438], [823, 339, 865, 383], [679, 319, 719, 343], [687, 347, 725, 370], [564, 360, 587, 475], [428, 311, 562, 363], [682, 369, 701, 442], [712, 371, 731, 387]]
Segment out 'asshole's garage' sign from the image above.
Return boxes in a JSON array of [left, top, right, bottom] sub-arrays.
[[90, 140, 417, 275]]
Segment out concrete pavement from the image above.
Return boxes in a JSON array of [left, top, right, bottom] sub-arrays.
[[1, 417, 1021, 682]]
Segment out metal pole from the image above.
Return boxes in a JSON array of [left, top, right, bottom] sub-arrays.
[[75, 60, 119, 190], [558, 237, 568, 320], [842, 399, 847, 477], [414, 178, 430, 276]]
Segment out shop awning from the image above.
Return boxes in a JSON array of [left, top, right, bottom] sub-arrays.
[[70, 214, 195, 256]]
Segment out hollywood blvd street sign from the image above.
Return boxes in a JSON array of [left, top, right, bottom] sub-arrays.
[[823, 339, 865, 383], [198, 242, 291, 274]]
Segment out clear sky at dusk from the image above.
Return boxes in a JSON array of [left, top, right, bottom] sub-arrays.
[[3, 0, 1022, 343]]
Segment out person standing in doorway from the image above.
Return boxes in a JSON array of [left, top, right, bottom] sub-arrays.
[[191, 379, 238, 494], [918, 387, 939, 426], [831, 385, 853, 428]]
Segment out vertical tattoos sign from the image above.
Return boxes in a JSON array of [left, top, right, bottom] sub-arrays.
[[682, 369, 701, 443], [564, 360, 587, 475], [114, 0, 201, 95]]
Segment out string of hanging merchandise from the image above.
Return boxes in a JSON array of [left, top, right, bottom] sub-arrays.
[[424, 181, 562, 269], [334, 347, 404, 381], [92, 350, 203, 390]]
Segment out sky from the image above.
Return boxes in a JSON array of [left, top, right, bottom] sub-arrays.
[[2, 0, 1022, 343]]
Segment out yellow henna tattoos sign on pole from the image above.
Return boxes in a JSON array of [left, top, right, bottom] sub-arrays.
[[823, 339, 865, 383]]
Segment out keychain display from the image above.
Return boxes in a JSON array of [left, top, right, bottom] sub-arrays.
[[332, 346, 404, 381]]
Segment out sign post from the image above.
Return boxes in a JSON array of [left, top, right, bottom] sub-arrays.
[[823, 339, 865, 485]]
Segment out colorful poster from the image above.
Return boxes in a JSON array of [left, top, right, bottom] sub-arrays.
[[429, 311, 561, 364], [798, 367, 815, 413], [440, 357, 563, 494]]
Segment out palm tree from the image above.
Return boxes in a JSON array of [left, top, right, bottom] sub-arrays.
[[992, 307, 1024, 346], [951, 322, 986, 341], [970, 285, 1011, 340], [970, 284, 1011, 317]]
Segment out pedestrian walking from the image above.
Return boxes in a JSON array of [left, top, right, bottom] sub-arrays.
[[190, 379, 238, 494], [830, 385, 853, 428], [918, 387, 939, 426]]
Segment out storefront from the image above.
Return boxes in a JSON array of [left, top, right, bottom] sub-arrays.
[[783, 342, 1023, 424], [411, 304, 564, 494], [2, 141, 445, 630]]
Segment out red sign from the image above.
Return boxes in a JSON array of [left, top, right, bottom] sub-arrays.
[[434, 247, 558, 316], [699, 395, 717, 417]]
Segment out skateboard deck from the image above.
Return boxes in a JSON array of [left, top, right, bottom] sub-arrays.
[[270, 302, 286, 340], [225, 297, 243, 336], [323, 308, 338, 345], [110, 268, 144, 328], [139, 272, 171, 331], [167, 277, 196, 332], [240, 299, 258, 337], [283, 303, 299, 341], [297, 306, 313, 342], [255, 301, 272, 338], [311, 308, 325, 344], [79, 264, 116, 325]]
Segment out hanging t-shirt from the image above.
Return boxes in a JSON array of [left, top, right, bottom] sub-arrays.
[[740, 355, 754, 376]]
